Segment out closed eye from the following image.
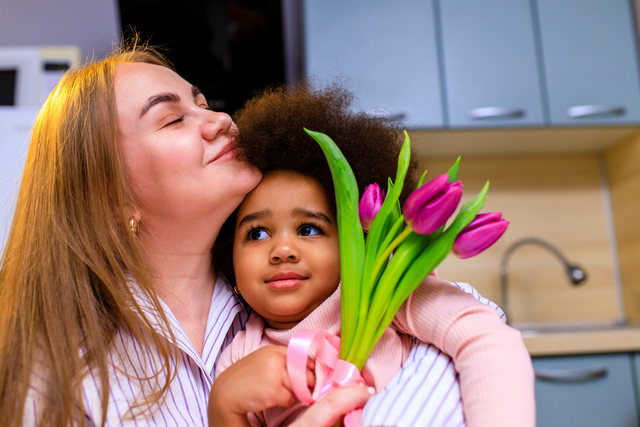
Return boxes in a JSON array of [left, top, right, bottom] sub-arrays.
[[164, 115, 185, 127]]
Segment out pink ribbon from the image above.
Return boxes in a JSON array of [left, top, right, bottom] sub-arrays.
[[287, 329, 366, 427]]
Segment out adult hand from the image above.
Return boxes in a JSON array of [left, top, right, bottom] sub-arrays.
[[289, 386, 373, 427]]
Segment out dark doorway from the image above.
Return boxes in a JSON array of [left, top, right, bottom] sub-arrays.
[[118, 0, 286, 116]]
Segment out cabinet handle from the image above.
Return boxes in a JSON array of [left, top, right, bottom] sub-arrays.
[[567, 105, 626, 119], [468, 107, 525, 120], [534, 367, 607, 383], [365, 109, 407, 121]]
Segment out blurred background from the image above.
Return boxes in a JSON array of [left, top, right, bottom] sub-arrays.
[[2, 1, 640, 425]]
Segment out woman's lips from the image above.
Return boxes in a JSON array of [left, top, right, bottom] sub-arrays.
[[208, 141, 236, 164], [265, 272, 307, 290]]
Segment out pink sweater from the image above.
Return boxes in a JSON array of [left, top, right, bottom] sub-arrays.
[[216, 275, 535, 426]]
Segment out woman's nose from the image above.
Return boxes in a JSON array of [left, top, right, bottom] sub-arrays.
[[270, 237, 300, 264], [201, 110, 233, 141]]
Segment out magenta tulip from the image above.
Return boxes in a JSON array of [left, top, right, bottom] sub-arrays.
[[453, 212, 509, 259], [402, 174, 463, 235], [359, 183, 385, 232]]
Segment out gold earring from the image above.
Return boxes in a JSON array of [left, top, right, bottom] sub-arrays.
[[233, 286, 241, 295], [129, 217, 139, 237]]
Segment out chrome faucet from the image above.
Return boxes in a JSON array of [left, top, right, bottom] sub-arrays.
[[500, 237, 587, 324]]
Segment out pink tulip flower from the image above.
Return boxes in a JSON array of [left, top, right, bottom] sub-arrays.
[[359, 183, 385, 232], [403, 174, 463, 235], [452, 212, 509, 259]]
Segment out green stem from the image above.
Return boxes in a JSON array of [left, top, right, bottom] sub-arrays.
[[356, 215, 406, 348], [352, 222, 411, 359], [367, 225, 412, 290], [348, 233, 430, 367]]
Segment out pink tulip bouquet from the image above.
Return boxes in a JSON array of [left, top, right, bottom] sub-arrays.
[[304, 128, 509, 370]]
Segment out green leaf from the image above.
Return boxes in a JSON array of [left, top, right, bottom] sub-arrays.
[[385, 178, 402, 233], [447, 156, 461, 182], [366, 131, 412, 261], [304, 128, 365, 358], [417, 170, 428, 188], [386, 177, 394, 196]]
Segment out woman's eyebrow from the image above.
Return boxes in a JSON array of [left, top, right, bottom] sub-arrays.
[[292, 208, 332, 224], [140, 92, 180, 118], [140, 86, 203, 118], [237, 209, 272, 227]]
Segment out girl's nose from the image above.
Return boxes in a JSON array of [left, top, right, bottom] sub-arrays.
[[201, 110, 233, 141], [270, 237, 300, 264]]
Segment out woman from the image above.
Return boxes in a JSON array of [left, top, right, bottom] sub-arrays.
[[0, 42, 533, 426]]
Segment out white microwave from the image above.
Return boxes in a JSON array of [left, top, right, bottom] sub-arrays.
[[0, 46, 81, 107], [0, 106, 39, 253]]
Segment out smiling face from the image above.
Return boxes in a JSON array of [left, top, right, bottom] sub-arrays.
[[115, 62, 262, 230], [232, 170, 341, 329]]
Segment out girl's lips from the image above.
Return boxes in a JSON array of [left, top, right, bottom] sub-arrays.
[[265, 272, 307, 290]]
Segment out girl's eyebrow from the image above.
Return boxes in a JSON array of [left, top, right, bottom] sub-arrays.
[[237, 209, 272, 227], [140, 86, 203, 118], [292, 208, 332, 224]]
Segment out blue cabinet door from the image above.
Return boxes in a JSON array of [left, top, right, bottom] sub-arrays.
[[536, 0, 640, 125], [302, 0, 443, 129], [439, 0, 545, 128], [533, 353, 638, 427], [632, 354, 640, 419]]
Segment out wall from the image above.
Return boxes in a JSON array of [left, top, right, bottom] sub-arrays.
[[606, 131, 640, 321], [0, 0, 121, 58], [418, 153, 620, 325]]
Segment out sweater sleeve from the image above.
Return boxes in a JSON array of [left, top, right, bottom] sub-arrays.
[[392, 275, 536, 427], [214, 331, 243, 378]]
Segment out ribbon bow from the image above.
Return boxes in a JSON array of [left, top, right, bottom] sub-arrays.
[[287, 329, 366, 426]]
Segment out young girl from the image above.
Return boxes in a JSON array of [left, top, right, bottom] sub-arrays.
[[211, 84, 535, 426]]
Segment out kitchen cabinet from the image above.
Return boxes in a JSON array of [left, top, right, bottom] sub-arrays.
[[532, 353, 638, 427], [439, 0, 545, 128], [302, 0, 443, 128], [536, 0, 640, 126], [299, 0, 640, 135]]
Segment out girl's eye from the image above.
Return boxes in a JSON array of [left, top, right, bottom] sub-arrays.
[[248, 228, 269, 241], [299, 225, 322, 237]]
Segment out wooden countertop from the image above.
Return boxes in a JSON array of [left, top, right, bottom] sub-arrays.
[[521, 324, 640, 356]]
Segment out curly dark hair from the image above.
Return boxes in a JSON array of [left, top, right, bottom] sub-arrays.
[[213, 83, 419, 286]]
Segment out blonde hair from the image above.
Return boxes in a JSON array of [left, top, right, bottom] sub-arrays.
[[0, 41, 178, 426]]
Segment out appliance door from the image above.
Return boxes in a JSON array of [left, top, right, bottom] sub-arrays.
[[0, 107, 38, 252]]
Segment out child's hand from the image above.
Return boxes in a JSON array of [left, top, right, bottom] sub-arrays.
[[289, 386, 374, 427], [208, 345, 308, 426]]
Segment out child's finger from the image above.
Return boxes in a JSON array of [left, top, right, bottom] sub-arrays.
[[289, 386, 374, 427], [307, 368, 316, 388]]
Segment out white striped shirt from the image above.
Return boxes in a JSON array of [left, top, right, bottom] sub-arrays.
[[25, 279, 503, 426]]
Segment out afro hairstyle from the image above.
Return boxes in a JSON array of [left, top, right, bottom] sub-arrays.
[[213, 83, 419, 287]]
